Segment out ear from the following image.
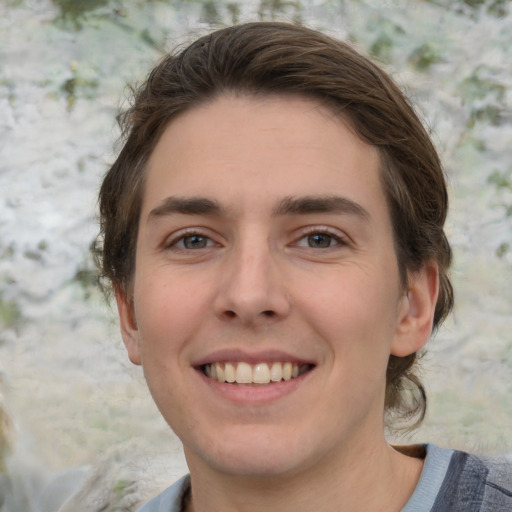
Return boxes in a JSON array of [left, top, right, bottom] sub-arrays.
[[115, 286, 142, 366], [391, 261, 439, 357]]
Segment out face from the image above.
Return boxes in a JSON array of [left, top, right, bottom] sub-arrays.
[[117, 95, 436, 480]]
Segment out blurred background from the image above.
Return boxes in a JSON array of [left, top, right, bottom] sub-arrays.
[[1, 0, 511, 507]]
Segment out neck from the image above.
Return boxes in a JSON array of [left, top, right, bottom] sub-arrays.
[[184, 436, 423, 512]]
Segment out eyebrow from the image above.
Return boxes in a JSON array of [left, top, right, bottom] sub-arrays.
[[148, 197, 225, 220], [147, 194, 370, 221], [273, 195, 370, 220]]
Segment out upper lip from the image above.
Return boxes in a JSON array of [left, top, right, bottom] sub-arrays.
[[192, 348, 316, 367]]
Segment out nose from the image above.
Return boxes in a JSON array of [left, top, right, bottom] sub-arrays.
[[213, 239, 291, 325]]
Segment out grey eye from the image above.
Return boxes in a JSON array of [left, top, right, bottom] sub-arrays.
[[181, 235, 210, 249], [307, 233, 335, 248]]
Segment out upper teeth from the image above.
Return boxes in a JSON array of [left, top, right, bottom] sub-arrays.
[[204, 361, 303, 384]]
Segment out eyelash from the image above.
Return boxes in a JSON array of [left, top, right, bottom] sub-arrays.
[[294, 227, 347, 249], [165, 229, 217, 250], [164, 227, 348, 252]]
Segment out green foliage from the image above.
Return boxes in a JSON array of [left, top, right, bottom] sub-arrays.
[[74, 267, 98, 289], [226, 2, 241, 24], [487, 170, 512, 191], [258, 0, 302, 22], [458, 66, 506, 127], [0, 293, 21, 331], [461, 0, 509, 16], [487, 170, 512, 258], [408, 43, 442, 72], [0, 0, 24, 6], [60, 62, 100, 111], [459, 67, 505, 102], [73, 258, 100, 300], [113, 478, 135, 499], [366, 17, 405, 64], [200, 0, 221, 24], [496, 242, 510, 258], [140, 28, 163, 51], [52, 0, 111, 22], [370, 32, 394, 62], [427, 0, 509, 17]]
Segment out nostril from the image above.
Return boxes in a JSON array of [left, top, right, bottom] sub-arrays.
[[224, 310, 236, 318], [262, 310, 276, 317]]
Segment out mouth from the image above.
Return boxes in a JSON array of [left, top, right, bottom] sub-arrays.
[[201, 361, 314, 385]]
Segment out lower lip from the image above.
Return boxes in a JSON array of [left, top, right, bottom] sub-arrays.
[[196, 368, 312, 404]]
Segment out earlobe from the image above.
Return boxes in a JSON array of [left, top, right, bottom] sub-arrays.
[[115, 286, 142, 366], [391, 261, 440, 357]]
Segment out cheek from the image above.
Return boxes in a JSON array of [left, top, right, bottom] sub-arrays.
[[300, 267, 401, 359], [132, 268, 217, 368], [132, 277, 195, 426], [133, 278, 185, 357]]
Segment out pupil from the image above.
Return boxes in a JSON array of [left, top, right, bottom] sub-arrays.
[[309, 234, 330, 248]]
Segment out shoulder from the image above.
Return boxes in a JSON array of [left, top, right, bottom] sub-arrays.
[[476, 452, 512, 504], [434, 448, 512, 511], [403, 444, 512, 512], [136, 475, 190, 512]]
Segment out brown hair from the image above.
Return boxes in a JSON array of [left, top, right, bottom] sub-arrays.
[[96, 22, 453, 429]]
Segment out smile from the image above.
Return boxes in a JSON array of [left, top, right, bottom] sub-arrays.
[[202, 361, 313, 385]]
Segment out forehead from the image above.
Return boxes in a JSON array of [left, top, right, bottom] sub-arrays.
[[142, 94, 385, 221]]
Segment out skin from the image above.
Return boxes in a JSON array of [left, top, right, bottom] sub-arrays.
[[116, 94, 439, 512]]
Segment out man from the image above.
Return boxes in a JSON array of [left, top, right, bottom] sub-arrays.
[[96, 22, 512, 512]]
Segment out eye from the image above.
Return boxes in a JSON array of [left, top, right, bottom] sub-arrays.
[[172, 233, 215, 250], [295, 230, 345, 249]]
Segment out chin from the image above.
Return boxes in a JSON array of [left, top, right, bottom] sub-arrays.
[[208, 453, 303, 479], [185, 427, 316, 479]]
